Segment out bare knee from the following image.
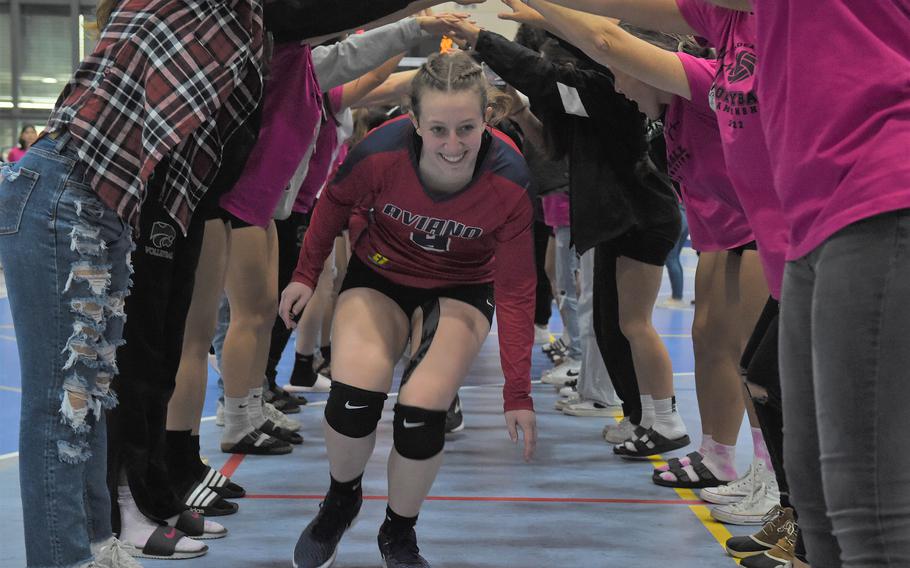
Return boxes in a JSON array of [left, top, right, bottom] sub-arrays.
[[618, 315, 652, 343]]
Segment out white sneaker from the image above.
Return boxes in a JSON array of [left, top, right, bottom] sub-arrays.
[[534, 325, 551, 345], [215, 399, 224, 427], [554, 392, 582, 410], [701, 458, 774, 505], [263, 401, 301, 432], [283, 373, 331, 393], [657, 297, 691, 310], [541, 358, 581, 386], [562, 399, 620, 417], [207, 352, 221, 376], [91, 537, 144, 567], [558, 383, 578, 397], [711, 477, 781, 525], [602, 417, 635, 444]]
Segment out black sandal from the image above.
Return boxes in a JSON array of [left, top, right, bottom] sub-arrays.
[[172, 509, 228, 540], [652, 453, 727, 488], [183, 481, 239, 517], [259, 419, 303, 445], [613, 427, 690, 459], [199, 465, 246, 499], [220, 429, 293, 456], [121, 525, 207, 559]]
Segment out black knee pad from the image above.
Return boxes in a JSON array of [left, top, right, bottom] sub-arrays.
[[324, 382, 387, 438], [392, 403, 447, 460]]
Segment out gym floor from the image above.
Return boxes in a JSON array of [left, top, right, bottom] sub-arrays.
[[0, 250, 754, 567]]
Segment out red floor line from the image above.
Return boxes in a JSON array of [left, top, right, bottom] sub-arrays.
[[220, 453, 246, 478], [241, 493, 704, 506]]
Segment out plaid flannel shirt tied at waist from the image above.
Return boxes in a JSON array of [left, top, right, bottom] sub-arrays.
[[45, 0, 264, 234]]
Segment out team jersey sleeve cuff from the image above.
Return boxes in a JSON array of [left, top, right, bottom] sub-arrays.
[[504, 396, 535, 413]]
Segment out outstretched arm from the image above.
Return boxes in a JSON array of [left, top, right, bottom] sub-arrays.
[[266, 0, 486, 44], [340, 54, 407, 110], [524, 0, 691, 98], [352, 69, 419, 108], [522, 0, 696, 34]]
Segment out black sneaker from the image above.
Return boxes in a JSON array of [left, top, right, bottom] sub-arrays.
[[378, 525, 430, 568], [265, 386, 305, 413], [293, 490, 362, 568], [444, 395, 464, 434]]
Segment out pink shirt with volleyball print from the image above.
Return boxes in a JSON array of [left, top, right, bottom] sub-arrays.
[[753, 0, 910, 261], [676, 1, 788, 297], [665, 53, 754, 252]]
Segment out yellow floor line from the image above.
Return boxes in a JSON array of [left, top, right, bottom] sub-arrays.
[[616, 419, 740, 564]]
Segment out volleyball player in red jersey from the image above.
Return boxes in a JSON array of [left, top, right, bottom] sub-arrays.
[[279, 51, 538, 568]]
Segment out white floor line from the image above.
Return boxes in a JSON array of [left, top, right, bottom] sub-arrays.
[[0, 335, 15, 342], [0, 385, 21, 393], [0, 451, 19, 461]]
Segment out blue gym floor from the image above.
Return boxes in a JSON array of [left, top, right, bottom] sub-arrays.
[[0, 250, 756, 567]]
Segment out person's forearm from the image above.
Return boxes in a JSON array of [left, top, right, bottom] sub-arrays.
[[341, 54, 406, 109], [313, 18, 422, 90], [704, 0, 751, 10], [530, 0, 690, 97], [536, 0, 695, 34], [266, 0, 415, 43], [352, 69, 418, 108], [510, 108, 546, 150]]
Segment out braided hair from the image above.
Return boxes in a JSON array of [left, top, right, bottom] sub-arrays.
[[410, 52, 512, 125]]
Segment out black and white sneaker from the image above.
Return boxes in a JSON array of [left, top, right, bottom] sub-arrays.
[[444, 395, 464, 434], [293, 491, 362, 568], [378, 525, 430, 568]]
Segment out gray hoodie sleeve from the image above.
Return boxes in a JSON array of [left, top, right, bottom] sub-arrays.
[[311, 17, 423, 91]]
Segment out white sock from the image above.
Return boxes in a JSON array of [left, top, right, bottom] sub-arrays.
[[639, 394, 655, 429], [247, 387, 266, 428], [222, 395, 254, 445], [118, 486, 205, 552], [651, 396, 687, 440]]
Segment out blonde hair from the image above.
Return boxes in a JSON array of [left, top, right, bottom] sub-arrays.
[[84, 0, 116, 36], [410, 52, 513, 126]]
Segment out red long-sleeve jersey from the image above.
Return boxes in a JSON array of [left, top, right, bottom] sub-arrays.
[[292, 117, 536, 412]]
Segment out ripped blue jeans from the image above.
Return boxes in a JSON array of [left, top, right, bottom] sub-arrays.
[[0, 134, 132, 568]]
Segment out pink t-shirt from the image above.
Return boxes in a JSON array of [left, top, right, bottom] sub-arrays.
[[293, 86, 344, 214], [541, 192, 570, 228], [219, 43, 323, 227], [6, 147, 26, 162], [754, 1, 910, 261], [667, 54, 754, 253], [676, 0, 789, 298]]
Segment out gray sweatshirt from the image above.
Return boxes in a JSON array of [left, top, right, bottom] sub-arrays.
[[311, 17, 424, 91]]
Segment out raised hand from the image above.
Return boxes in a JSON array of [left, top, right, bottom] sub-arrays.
[[497, 0, 547, 27], [441, 15, 483, 48]]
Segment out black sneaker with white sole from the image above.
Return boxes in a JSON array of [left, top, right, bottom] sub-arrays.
[[444, 395, 464, 434], [293, 490, 362, 568], [378, 525, 430, 568]]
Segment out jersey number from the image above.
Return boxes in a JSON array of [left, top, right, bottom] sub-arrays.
[[411, 232, 451, 253]]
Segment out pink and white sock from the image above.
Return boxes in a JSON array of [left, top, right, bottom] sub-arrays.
[[752, 427, 771, 466], [659, 439, 737, 483], [656, 434, 714, 472]]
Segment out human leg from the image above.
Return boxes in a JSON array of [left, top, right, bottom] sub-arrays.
[[0, 143, 130, 566]]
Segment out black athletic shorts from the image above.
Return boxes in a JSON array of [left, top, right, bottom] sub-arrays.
[[729, 240, 758, 256], [216, 207, 253, 229], [339, 254, 496, 325], [602, 216, 682, 267]]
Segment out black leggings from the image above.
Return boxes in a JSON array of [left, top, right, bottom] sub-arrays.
[[592, 243, 641, 424], [533, 219, 553, 327], [264, 211, 310, 388], [106, 193, 206, 528]]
